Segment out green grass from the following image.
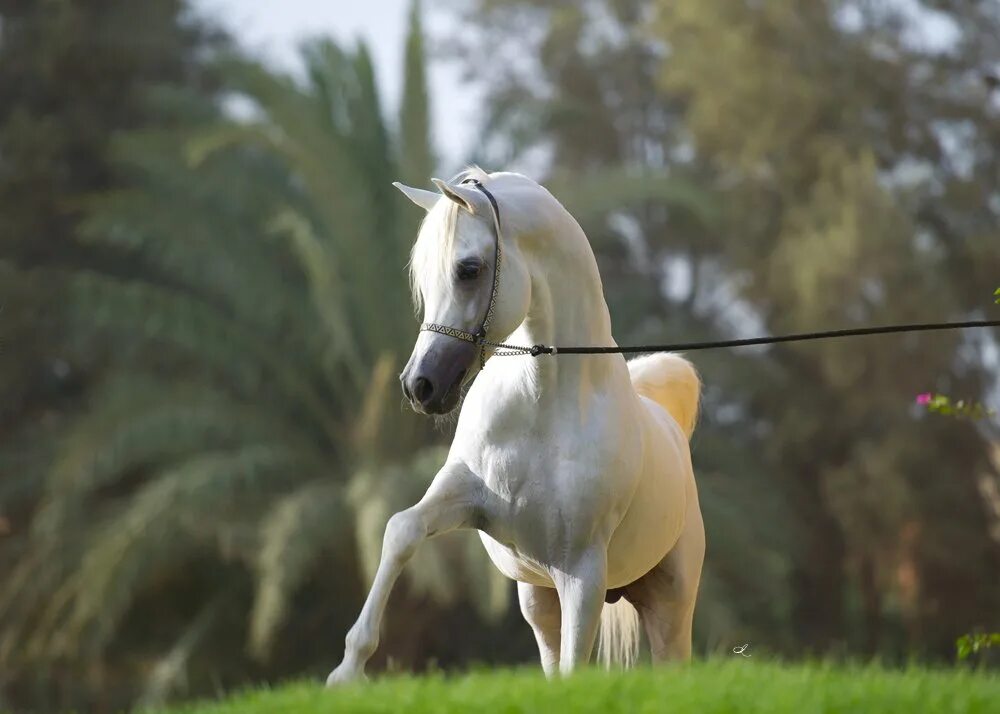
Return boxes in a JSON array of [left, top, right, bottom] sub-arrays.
[[164, 659, 999, 714]]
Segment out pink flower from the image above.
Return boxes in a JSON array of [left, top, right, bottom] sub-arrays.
[[916, 393, 932, 405]]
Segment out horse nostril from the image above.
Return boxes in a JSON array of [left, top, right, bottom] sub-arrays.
[[412, 377, 434, 405]]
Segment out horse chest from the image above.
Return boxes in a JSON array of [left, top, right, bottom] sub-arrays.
[[463, 431, 636, 582], [456, 365, 646, 581]]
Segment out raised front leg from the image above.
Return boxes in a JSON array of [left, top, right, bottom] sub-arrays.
[[517, 582, 561, 677], [327, 462, 483, 686], [552, 546, 608, 674]]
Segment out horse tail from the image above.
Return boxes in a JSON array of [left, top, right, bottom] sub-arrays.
[[598, 599, 641, 669], [627, 352, 701, 439]]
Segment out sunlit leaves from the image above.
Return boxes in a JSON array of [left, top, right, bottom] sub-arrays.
[[249, 479, 348, 660], [956, 632, 1000, 661], [915, 393, 996, 420]]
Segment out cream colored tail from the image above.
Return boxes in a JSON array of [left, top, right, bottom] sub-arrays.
[[598, 599, 641, 669], [627, 352, 701, 439]]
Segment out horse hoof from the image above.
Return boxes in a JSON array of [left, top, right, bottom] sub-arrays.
[[326, 664, 366, 687]]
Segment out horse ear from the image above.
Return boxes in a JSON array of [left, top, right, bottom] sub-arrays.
[[393, 182, 440, 212], [431, 178, 490, 216]]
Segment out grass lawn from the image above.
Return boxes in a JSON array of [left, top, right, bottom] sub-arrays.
[[162, 659, 999, 714]]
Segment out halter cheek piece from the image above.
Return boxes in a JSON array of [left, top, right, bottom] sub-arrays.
[[420, 179, 548, 368]]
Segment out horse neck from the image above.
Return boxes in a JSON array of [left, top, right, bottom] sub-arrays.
[[524, 252, 613, 348], [512, 210, 620, 394]]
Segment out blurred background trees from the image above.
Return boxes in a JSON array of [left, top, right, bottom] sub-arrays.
[[1, 0, 998, 711], [0, 3, 509, 711], [454, 0, 1000, 658]]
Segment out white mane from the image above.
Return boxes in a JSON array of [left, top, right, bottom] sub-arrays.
[[408, 166, 490, 312]]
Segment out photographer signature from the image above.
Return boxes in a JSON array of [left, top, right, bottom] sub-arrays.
[[733, 643, 751, 657]]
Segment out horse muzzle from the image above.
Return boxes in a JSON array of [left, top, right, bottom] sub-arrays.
[[400, 337, 479, 415]]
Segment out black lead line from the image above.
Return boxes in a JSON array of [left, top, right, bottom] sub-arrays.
[[489, 319, 1000, 357]]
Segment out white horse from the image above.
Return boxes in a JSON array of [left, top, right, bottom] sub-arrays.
[[328, 168, 704, 683]]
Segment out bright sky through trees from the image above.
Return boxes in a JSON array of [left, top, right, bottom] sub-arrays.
[[196, 0, 476, 170]]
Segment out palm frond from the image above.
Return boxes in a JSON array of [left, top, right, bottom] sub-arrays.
[[53, 269, 343, 443], [49, 444, 324, 658], [81, 189, 317, 340], [0, 541, 86, 664], [248, 478, 348, 660], [135, 588, 233, 710], [266, 208, 367, 389], [189, 64, 375, 249], [32, 375, 299, 540]]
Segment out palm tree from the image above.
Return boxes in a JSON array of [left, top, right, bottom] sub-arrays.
[[0, 13, 507, 709]]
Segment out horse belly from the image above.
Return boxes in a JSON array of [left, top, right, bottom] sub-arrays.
[[605, 410, 691, 588], [478, 531, 555, 587]]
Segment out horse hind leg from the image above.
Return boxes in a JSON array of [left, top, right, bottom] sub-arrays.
[[517, 582, 561, 676], [625, 505, 705, 662]]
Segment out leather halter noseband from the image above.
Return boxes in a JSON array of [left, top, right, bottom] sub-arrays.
[[419, 179, 504, 369]]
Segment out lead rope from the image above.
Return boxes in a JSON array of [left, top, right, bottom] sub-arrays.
[[498, 319, 1000, 357]]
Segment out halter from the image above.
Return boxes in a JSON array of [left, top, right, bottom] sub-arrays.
[[420, 178, 538, 368]]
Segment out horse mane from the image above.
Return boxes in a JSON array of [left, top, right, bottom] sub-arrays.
[[408, 165, 492, 313]]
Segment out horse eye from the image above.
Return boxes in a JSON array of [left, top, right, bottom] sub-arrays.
[[456, 260, 483, 281]]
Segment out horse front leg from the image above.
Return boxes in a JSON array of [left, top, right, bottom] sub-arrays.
[[327, 461, 483, 686], [552, 545, 608, 674]]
